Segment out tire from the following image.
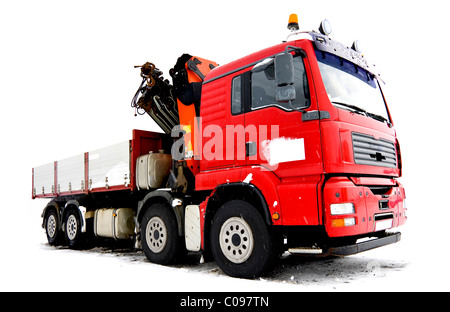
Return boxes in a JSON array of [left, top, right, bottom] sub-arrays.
[[140, 203, 184, 265], [63, 208, 85, 249], [210, 200, 276, 278], [44, 209, 61, 246]]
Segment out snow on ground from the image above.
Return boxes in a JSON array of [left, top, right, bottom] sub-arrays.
[[2, 0, 450, 293], [1, 198, 446, 292]]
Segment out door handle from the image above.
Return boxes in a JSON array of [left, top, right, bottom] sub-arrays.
[[246, 141, 256, 157]]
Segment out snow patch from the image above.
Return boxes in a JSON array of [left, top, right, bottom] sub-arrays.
[[243, 173, 253, 184]]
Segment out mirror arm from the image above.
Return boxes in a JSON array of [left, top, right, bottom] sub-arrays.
[[284, 45, 307, 58]]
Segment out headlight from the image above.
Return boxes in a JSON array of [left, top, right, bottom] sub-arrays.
[[330, 203, 355, 215]]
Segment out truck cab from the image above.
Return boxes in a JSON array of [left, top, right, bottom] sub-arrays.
[[195, 22, 406, 275]]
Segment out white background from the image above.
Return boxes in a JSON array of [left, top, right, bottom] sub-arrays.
[[1, 0, 449, 291]]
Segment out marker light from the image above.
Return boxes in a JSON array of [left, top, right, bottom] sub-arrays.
[[331, 217, 356, 227], [272, 212, 280, 221], [330, 203, 355, 215], [319, 19, 332, 36], [288, 14, 299, 31]]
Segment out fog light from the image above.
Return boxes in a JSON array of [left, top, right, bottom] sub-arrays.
[[330, 203, 355, 215], [331, 217, 356, 227]]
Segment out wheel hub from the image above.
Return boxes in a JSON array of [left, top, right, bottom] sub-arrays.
[[146, 216, 167, 253], [231, 233, 241, 246], [47, 214, 56, 238], [219, 217, 254, 264], [66, 215, 77, 240]]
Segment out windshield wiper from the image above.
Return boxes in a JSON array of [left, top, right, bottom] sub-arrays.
[[332, 101, 368, 116], [332, 101, 392, 126], [366, 112, 392, 127]]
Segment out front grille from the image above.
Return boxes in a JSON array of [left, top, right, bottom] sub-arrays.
[[352, 132, 397, 168]]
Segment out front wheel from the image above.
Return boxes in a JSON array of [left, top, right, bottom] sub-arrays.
[[210, 200, 276, 278]]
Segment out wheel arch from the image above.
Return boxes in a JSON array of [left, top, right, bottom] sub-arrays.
[[61, 200, 89, 234], [41, 200, 64, 230], [62, 200, 81, 219], [207, 183, 272, 226], [136, 190, 183, 236]]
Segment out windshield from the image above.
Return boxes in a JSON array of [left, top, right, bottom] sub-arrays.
[[315, 50, 390, 122]]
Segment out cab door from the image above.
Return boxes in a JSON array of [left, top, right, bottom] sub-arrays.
[[243, 45, 323, 179]]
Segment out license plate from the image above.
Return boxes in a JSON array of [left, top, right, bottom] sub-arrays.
[[375, 219, 393, 231]]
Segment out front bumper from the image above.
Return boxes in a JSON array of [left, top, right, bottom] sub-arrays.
[[323, 176, 407, 238]]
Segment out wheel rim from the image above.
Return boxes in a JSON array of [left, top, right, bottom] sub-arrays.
[[47, 214, 56, 238], [219, 217, 254, 264], [146, 216, 167, 253], [66, 215, 78, 240]]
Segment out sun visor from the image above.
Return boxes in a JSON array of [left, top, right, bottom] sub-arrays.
[[310, 32, 380, 78]]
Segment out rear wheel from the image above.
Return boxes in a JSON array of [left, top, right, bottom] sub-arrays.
[[140, 203, 184, 265], [44, 209, 61, 246], [63, 208, 85, 249], [210, 200, 276, 278]]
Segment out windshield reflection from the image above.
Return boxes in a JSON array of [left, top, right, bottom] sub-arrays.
[[315, 50, 390, 122]]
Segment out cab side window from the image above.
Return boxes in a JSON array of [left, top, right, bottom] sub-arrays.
[[251, 57, 310, 111], [231, 76, 243, 115]]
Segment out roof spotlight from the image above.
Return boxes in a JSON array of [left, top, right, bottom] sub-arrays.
[[319, 19, 332, 36], [352, 40, 362, 53]]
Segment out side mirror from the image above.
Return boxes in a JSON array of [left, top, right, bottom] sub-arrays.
[[274, 53, 296, 103]]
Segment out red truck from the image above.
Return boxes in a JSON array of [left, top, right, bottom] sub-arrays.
[[32, 15, 406, 278]]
